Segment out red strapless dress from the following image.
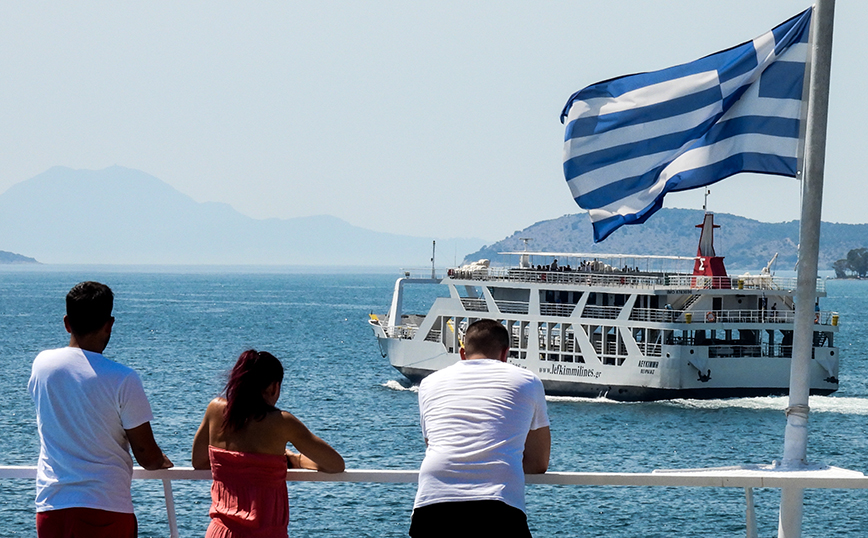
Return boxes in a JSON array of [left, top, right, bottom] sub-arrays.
[[205, 446, 289, 538]]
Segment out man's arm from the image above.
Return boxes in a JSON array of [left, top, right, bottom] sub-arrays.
[[126, 422, 173, 470], [523, 426, 550, 474]]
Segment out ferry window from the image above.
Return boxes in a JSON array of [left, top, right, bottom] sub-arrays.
[[490, 287, 529, 303], [587, 292, 597, 305], [571, 292, 581, 304], [614, 294, 626, 307], [457, 286, 483, 298]]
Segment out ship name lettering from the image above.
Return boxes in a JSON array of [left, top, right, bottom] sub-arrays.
[[638, 360, 659, 368], [550, 363, 600, 379]]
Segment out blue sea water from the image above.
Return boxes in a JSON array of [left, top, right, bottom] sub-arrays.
[[1, 267, 867, 537]]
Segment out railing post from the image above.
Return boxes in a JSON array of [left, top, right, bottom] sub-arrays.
[[745, 487, 758, 538], [162, 478, 180, 538]]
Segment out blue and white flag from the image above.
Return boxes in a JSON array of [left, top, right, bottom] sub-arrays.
[[561, 8, 812, 242]]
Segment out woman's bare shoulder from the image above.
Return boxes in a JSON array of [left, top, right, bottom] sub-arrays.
[[205, 397, 227, 417], [275, 409, 311, 434]]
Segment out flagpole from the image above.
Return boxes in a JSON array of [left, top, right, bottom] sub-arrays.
[[778, 1, 835, 537]]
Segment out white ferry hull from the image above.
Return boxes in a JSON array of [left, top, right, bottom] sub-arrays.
[[377, 334, 838, 401]]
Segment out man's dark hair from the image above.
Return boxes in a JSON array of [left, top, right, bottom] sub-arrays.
[[66, 281, 114, 336], [463, 319, 509, 359]]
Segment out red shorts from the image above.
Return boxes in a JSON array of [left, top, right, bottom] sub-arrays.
[[36, 507, 138, 538]]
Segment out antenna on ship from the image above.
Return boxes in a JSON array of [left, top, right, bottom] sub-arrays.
[[431, 240, 436, 279], [703, 188, 711, 211]]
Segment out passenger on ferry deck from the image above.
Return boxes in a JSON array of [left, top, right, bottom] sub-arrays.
[[192, 350, 344, 538], [409, 319, 551, 538], [28, 281, 174, 538]]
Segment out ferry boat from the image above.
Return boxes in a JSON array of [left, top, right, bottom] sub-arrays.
[[369, 213, 840, 401]]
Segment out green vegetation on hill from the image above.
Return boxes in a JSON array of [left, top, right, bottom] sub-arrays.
[[833, 248, 868, 278], [463, 209, 868, 272]]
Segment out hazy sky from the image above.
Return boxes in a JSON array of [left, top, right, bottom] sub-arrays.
[[1, 1, 863, 242]]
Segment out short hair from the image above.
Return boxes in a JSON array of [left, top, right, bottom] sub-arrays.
[[66, 281, 114, 336], [463, 319, 509, 359]]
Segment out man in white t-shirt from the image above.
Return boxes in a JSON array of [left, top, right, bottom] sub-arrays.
[[28, 281, 173, 538], [410, 319, 551, 538]]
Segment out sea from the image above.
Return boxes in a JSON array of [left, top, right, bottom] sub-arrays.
[[1, 266, 867, 537]]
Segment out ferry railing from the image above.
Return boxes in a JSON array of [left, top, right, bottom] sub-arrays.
[[664, 275, 825, 292], [581, 305, 621, 319], [495, 300, 530, 315], [539, 302, 577, 317], [384, 325, 419, 339], [459, 297, 488, 312], [644, 343, 663, 357], [451, 268, 664, 288], [629, 308, 839, 326], [448, 269, 827, 294], [3, 464, 867, 538]]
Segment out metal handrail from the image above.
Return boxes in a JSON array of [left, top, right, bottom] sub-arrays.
[[629, 308, 839, 326], [448, 268, 826, 293], [3, 464, 867, 538]]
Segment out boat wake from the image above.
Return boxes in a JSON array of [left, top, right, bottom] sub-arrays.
[[383, 379, 419, 393], [546, 395, 868, 415], [667, 395, 868, 415]]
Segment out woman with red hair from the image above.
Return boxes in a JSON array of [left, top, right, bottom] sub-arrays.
[[193, 350, 344, 537]]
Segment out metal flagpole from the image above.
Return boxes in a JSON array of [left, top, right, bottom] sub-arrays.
[[778, 1, 835, 537]]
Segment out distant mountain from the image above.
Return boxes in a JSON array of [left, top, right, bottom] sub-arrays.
[[0, 166, 485, 265], [464, 209, 868, 272], [0, 250, 39, 264]]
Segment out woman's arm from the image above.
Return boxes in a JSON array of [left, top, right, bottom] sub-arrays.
[[281, 412, 345, 473], [285, 449, 321, 470], [191, 400, 221, 470]]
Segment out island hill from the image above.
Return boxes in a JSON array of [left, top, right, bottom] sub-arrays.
[[0, 250, 39, 264], [463, 208, 868, 274]]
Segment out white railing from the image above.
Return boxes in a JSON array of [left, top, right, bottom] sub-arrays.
[[628, 308, 839, 326], [495, 300, 530, 315], [453, 268, 663, 288], [384, 325, 419, 339], [539, 302, 577, 317], [3, 464, 867, 538], [459, 297, 488, 312], [665, 275, 825, 293], [581, 305, 622, 319], [449, 268, 826, 294]]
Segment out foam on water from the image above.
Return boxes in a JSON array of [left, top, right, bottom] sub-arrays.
[[383, 379, 418, 393], [546, 394, 868, 415], [667, 395, 868, 414]]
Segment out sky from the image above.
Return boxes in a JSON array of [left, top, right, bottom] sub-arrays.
[[1, 1, 864, 243]]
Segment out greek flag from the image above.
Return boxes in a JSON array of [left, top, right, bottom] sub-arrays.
[[561, 8, 813, 242]]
